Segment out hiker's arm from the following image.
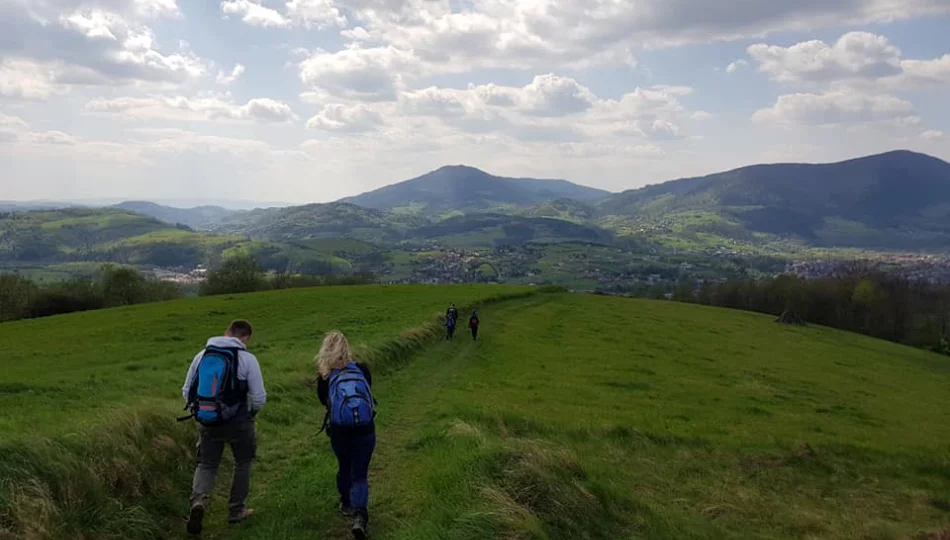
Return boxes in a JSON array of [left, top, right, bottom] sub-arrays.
[[317, 376, 329, 407], [243, 353, 267, 414], [358, 362, 373, 387], [181, 351, 203, 401]]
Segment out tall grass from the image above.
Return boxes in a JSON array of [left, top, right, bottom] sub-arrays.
[[0, 413, 194, 540]]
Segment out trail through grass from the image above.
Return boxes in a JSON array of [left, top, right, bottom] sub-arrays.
[[4, 288, 950, 539], [0, 285, 531, 539], [187, 294, 950, 540]]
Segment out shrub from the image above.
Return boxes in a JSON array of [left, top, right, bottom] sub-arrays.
[[0, 274, 38, 322], [199, 255, 266, 296]]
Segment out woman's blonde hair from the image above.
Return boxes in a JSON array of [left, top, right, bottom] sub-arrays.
[[316, 330, 353, 378]]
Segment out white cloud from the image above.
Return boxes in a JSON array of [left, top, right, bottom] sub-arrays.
[[243, 98, 297, 123], [85, 95, 297, 123], [220, 0, 346, 28], [397, 77, 698, 144], [753, 90, 918, 127], [0, 2, 206, 89], [519, 74, 596, 116], [221, 0, 289, 28], [726, 59, 749, 73], [748, 32, 903, 83], [402, 87, 469, 117], [746, 31, 950, 89], [0, 110, 30, 143], [298, 46, 416, 101], [402, 75, 597, 118], [286, 0, 346, 28], [0, 60, 59, 100], [324, 0, 950, 76], [216, 63, 246, 85], [306, 103, 384, 132], [901, 54, 950, 86], [23, 130, 79, 146], [921, 129, 946, 141]]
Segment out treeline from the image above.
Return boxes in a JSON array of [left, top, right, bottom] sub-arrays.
[[670, 270, 950, 354], [0, 256, 376, 323], [198, 255, 374, 296], [0, 265, 183, 322]]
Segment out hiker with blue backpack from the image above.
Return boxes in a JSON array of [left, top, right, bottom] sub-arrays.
[[316, 331, 376, 540], [446, 303, 459, 340], [446, 312, 457, 340], [180, 319, 267, 536]]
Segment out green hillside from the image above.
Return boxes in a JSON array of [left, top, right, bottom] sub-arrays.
[[3, 287, 950, 539], [210, 203, 426, 243], [0, 209, 360, 276], [113, 202, 238, 230], [597, 150, 950, 250]]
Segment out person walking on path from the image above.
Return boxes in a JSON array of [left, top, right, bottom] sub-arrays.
[[446, 312, 457, 341], [446, 303, 459, 323], [317, 331, 376, 540], [181, 319, 266, 536], [469, 310, 480, 341]]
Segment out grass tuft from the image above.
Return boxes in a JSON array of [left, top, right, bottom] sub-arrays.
[[0, 412, 193, 540]]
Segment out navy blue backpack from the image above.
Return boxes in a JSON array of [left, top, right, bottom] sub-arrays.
[[328, 363, 375, 427], [185, 346, 243, 425]]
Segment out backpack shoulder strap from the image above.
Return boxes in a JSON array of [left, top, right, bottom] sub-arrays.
[[228, 347, 242, 389]]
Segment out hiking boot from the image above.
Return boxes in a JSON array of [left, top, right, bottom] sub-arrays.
[[339, 502, 357, 517], [186, 504, 205, 536], [351, 514, 368, 540], [228, 508, 255, 524]]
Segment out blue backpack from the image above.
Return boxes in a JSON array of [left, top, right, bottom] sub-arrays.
[[186, 346, 244, 425], [328, 363, 375, 427]]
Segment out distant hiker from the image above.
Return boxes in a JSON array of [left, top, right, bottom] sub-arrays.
[[317, 331, 376, 540], [446, 303, 459, 324], [446, 313, 457, 340], [181, 319, 266, 536], [469, 310, 480, 341]]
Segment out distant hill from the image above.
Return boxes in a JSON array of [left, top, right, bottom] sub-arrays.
[[212, 202, 426, 243], [0, 208, 355, 274], [518, 199, 596, 223], [598, 150, 950, 249], [0, 201, 79, 212], [112, 201, 237, 229], [0, 208, 177, 262], [342, 165, 609, 216], [409, 213, 613, 247]]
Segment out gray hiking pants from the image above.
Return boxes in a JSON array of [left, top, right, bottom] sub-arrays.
[[190, 419, 256, 517]]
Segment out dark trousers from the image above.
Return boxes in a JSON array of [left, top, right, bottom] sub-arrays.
[[191, 420, 256, 517], [471, 326, 478, 340], [446, 325, 456, 340], [330, 432, 376, 518]]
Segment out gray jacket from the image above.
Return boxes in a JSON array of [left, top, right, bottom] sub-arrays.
[[181, 336, 267, 416]]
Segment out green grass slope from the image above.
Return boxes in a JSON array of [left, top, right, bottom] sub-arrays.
[[3, 289, 950, 539]]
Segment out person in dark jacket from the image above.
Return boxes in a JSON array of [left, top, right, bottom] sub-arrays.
[[316, 331, 375, 540], [446, 303, 459, 322], [469, 310, 480, 341], [446, 312, 457, 340]]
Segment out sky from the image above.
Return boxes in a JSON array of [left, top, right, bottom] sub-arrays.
[[1, 0, 949, 205]]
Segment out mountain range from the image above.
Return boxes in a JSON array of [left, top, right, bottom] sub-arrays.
[[599, 150, 950, 248], [5, 150, 950, 263]]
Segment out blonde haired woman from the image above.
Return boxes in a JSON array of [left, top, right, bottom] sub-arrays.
[[316, 331, 376, 539]]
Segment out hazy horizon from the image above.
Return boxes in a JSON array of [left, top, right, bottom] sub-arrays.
[[2, 148, 946, 208]]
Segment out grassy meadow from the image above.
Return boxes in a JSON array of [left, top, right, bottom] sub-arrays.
[[2, 287, 950, 539]]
